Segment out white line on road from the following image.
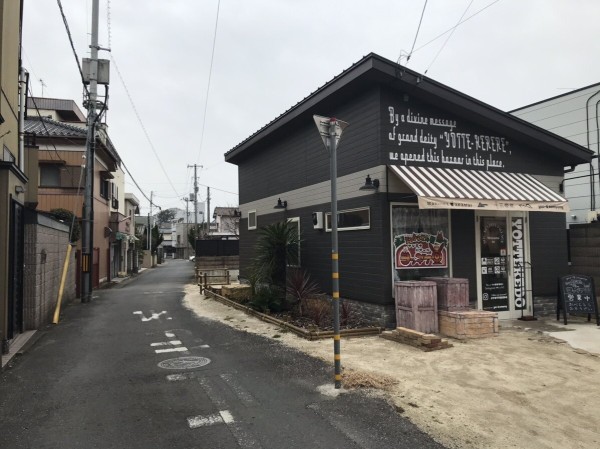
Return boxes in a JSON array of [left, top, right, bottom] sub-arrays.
[[133, 310, 168, 321], [155, 346, 188, 354], [187, 410, 233, 428], [165, 332, 176, 338], [150, 340, 183, 347]]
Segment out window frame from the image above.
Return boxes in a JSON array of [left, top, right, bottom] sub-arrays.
[[325, 207, 371, 232], [287, 217, 300, 268], [247, 210, 257, 230], [39, 164, 62, 187]]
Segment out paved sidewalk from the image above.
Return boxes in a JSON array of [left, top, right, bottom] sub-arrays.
[[503, 315, 600, 355]]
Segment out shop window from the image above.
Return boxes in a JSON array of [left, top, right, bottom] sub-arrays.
[[248, 210, 257, 230], [391, 205, 450, 282], [287, 217, 300, 267], [39, 164, 61, 187], [325, 207, 370, 232]]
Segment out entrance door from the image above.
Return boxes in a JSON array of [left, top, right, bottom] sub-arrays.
[[475, 212, 531, 319]]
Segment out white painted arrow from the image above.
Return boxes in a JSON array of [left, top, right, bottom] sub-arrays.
[[133, 310, 168, 322]]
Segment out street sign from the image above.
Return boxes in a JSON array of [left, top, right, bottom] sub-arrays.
[[313, 115, 349, 151]]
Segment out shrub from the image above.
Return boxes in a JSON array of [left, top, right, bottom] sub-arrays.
[[248, 285, 283, 314], [303, 297, 332, 328], [285, 269, 320, 315], [49, 208, 80, 242]]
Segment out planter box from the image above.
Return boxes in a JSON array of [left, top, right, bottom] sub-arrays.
[[221, 285, 251, 302], [421, 277, 469, 311], [438, 310, 499, 339], [395, 281, 438, 333]]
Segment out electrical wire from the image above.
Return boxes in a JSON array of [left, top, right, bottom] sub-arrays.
[[56, 0, 89, 96], [410, 0, 502, 60], [424, 0, 473, 75], [196, 0, 221, 164], [400, 0, 428, 65], [109, 53, 180, 198]]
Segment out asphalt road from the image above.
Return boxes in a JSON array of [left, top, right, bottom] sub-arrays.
[[0, 260, 446, 449]]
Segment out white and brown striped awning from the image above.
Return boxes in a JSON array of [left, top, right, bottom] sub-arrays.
[[390, 165, 569, 212]]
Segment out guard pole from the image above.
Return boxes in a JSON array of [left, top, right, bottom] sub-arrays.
[[329, 118, 341, 389], [53, 244, 73, 324]]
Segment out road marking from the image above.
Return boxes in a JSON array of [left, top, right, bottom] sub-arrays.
[[155, 346, 188, 354], [220, 373, 257, 405], [187, 410, 234, 429], [133, 310, 168, 321], [150, 340, 183, 347], [165, 332, 176, 338]]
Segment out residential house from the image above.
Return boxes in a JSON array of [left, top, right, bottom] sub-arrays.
[[0, 0, 27, 353], [225, 53, 592, 326], [25, 97, 123, 289], [123, 193, 140, 273], [212, 207, 240, 237]]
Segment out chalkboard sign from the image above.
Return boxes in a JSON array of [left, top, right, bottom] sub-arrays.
[[557, 275, 599, 326]]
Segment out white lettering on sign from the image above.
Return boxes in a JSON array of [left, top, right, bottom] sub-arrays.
[[512, 217, 526, 310], [387, 105, 511, 169]]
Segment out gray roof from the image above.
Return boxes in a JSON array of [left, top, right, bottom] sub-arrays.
[[213, 207, 239, 218], [27, 97, 87, 122], [25, 116, 86, 138]]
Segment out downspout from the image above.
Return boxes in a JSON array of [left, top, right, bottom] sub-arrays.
[[584, 90, 600, 211], [18, 68, 27, 172]]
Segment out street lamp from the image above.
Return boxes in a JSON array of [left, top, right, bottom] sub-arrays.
[[313, 115, 349, 389]]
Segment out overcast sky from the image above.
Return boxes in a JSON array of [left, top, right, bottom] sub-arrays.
[[21, 0, 600, 216]]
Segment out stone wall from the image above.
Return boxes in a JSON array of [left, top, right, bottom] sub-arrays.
[[24, 212, 76, 330]]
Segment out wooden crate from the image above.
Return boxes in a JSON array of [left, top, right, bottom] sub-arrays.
[[394, 281, 438, 333], [438, 310, 499, 339], [422, 277, 469, 311]]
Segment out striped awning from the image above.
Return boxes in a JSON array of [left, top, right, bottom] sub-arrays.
[[390, 165, 569, 212]]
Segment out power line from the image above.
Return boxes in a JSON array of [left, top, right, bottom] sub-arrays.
[[424, 0, 473, 75], [411, 0, 502, 59], [56, 0, 89, 96], [400, 0, 428, 65], [109, 53, 180, 198], [196, 0, 221, 164]]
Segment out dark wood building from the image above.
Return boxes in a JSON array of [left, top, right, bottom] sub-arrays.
[[225, 53, 592, 326]]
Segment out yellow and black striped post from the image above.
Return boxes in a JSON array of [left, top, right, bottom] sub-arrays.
[[314, 114, 348, 389]]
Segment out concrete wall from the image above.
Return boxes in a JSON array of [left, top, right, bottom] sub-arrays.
[[23, 212, 76, 330]]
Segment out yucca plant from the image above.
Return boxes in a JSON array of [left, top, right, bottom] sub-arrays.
[[254, 221, 299, 290]]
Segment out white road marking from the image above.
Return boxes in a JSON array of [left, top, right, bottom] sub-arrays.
[[187, 410, 232, 428], [150, 340, 182, 347], [133, 310, 168, 321], [155, 346, 188, 354], [165, 332, 176, 338], [166, 373, 192, 381]]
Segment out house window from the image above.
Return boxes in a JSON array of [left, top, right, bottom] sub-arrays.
[[325, 207, 370, 232], [287, 217, 300, 267], [248, 210, 257, 230], [3, 145, 15, 163], [100, 179, 109, 199], [40, 164, 61, 187]]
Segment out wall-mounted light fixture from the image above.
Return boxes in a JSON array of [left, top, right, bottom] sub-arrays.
[[274, 198, 287, 209], [359, 174, 380, 191], [14, 185, 25, 195]]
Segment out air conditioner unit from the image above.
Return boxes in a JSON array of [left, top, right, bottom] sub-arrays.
[[312, 212, 324, 230], [587, 210, 600, 223]]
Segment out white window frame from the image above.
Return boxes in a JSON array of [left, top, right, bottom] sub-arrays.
[[247, 210, 257, 230], [325, 207, 370, 232]]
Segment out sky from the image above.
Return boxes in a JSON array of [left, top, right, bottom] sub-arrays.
[[21, 0, 600, 217]]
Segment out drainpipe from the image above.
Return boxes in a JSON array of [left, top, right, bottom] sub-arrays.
[[585, 90, 600, 211], [18, 67, 27, 172]]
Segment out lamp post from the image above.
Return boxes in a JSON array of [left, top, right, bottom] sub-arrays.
[[313, 115, 348, 389]]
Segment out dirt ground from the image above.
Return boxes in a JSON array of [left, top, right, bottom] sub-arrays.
[[183, 284, 600, 449]]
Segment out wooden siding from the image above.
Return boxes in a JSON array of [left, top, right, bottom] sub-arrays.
[[239, 193, 393, 306], [238, 86, 381, 204], [529, 212, 569, 295]]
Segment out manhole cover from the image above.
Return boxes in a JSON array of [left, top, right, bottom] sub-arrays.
[[158, 356, 211, 370]]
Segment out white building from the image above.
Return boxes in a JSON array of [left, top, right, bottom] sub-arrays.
[[511, 83, 600, 226]]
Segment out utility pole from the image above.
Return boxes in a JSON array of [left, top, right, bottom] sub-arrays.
[[81, 0, 100, 304], [187, 164, 202, 237], [148, 191, 153, 251], [206, 186, 211, 236]]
